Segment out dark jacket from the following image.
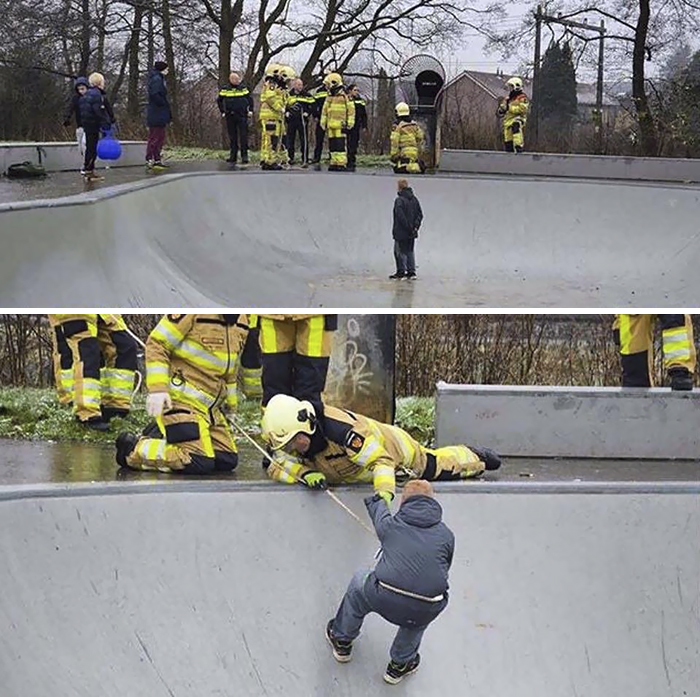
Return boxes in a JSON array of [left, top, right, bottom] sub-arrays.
[[78, 87, 113, 133], [217, 83, 254, 117], [392, 187, 423, 241], [349, 95, 367, 131], [63, 77, 90, 128], [312, 87, 328, 119], [286, 89, 314, 122], [147, 70, 172, 127], [364, 494, 454, 627]]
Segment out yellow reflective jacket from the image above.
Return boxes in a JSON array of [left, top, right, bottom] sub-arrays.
[[321, 92, 355, 131], [266, 404, 431, 495], [259, 84, 286, 123], [499, 92, 529, 128], [48, 314, 128, 332], [390, 121, 424, 160], [145, 314, 261, 416]]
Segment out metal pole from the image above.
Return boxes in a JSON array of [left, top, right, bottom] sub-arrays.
[[596, 20, 605, 154], [532, 5, 543, 150]]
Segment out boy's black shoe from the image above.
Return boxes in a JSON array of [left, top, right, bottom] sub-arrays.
[[225, 156, 237, 164], [389, 272, 405, 280], [384, 654, 420, 684], [471, 445, 502, 471], [406, 272, 417, 280], [115, 432, 139, 468], [325, 620, 353, 663]]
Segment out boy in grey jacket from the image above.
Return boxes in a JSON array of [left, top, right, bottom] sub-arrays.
[[326, 480, 454, 684]]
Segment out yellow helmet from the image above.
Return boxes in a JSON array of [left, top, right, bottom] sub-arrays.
[[261, 394, 317, 451], [395, 102, 411, 117], [279, 65, 296, 82], [323, 72, 343, 89], [506, 76, 523, 92], [265, 63, 282, 78]]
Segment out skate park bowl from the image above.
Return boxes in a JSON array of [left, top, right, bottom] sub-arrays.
[[1, 170, 700, 306], [0, 480, 698, 697]]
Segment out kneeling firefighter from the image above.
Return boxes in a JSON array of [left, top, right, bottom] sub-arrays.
[[320, 73, 355, 171], [116, 314, 262, 473], [260, 395, 501, 498], [48, 314, 138, 429], [613, 314, 696, 390], [390, 103, 425, 174]]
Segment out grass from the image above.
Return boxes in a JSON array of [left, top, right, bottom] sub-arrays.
[[163, 145, 388, 168], [0, 388, 434, 446]]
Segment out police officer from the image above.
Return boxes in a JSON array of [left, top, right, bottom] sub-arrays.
[[217, 72, 254, 164], [115, 314, 262, 474], [285, 78, 315, 166], [346, 83, 367, 172]]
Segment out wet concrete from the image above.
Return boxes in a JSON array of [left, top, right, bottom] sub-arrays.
[[1, 438, 698, 486]]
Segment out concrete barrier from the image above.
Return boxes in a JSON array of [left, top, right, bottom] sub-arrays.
[[435, 383, 700, 459], [0, 141, 147, 173], [439, 149, 700, 183]]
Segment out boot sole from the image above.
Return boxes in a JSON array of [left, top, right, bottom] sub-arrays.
[[325, 629, 352, 663], [383, 663, 420, 684]]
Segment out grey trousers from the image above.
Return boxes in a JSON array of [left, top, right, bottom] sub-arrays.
[[332, 569, 427, 663], [393, 240, 416, 275]]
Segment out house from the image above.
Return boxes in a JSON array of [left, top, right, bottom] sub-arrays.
[[440, 69, 622, 149]]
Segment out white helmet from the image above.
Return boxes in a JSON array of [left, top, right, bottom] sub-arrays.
[[506, 76, 523, 92], [261, 394, 317, 451]]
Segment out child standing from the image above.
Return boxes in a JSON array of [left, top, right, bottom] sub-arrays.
[[63, 77, 89, 172], [78, 72, 114, 181]]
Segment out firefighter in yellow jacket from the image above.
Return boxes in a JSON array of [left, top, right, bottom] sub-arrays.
[[49, 319, 73, 406], [259, 64, 287, 170], [259, 314, 337, 412], [320, 73, 355, 171], [497, 76, 529, 153], [115, 314, 262, 474], [48, 314, 138, 430], [261, 395, 501, 499], [613, 314, 695, 390], [390, 103, 425, 174]]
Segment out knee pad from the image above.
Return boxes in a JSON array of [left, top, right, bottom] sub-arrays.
[[471, 446, 501, 471], [182, 454, 217, 475], [511, 121, 521, 134], [214, 450, 238, 472]]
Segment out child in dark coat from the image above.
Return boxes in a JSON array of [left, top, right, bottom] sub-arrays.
[[78, 72, 114, 181], [326, 480, 454, 685], [390, 178, 423, 279]]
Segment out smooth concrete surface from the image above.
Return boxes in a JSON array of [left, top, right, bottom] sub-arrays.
[[436, 383, 700, 459], [0, 141, 147, 173], [0, 482, 698, 697], [440, 148, 700, 183], [1, 171, 700, 307]]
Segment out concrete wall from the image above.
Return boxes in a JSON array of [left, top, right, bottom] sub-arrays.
[[439, 148, 700, 183], [0, 141, 147, 173], [436, 382, 700, 459]]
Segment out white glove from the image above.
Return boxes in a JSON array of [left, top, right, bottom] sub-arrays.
[[146, 392, 172, 417]]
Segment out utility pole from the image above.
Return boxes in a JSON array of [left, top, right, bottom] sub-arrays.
[[533, 10, 607, 154], [532, 5, 543, 150]]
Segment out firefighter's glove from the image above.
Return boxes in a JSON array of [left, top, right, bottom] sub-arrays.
[[302, 471, 328, 490], [377, 490, 394, 506], [146, 392, 172, 417]]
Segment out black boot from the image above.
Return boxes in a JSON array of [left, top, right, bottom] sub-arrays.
[[471, 446, 502, 470], [115, 432, 139, 468], [225, 154, 237, 164], [80, 416, 110, 432], [102, 407, 129, 422], [384, 654, 420, 684], [669, 367, 694, 391]]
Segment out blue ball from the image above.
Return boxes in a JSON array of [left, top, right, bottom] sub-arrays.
[[97, 136, 122, 161]]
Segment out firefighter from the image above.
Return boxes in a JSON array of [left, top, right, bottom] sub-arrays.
[[115, 314, 262, 474], [311, 81, 329, 164], [217, 71, 254, 164], [258, 315, 337, 414], [320, 73, 355, 171], [47, 314, 138, 429], [390, 103, 425, 174], [259, 64, 287, 170], [497, 76, 529, 153], [285, 78, 314, 166], [346, 83, 367, 172], [261, 395, 501, 496], [49, 319, 74, 406], [613, 315, 695, 390]]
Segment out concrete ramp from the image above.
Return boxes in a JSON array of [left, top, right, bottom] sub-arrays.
[[1, 482, 698, 696], [1, 171, 699, 306]]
